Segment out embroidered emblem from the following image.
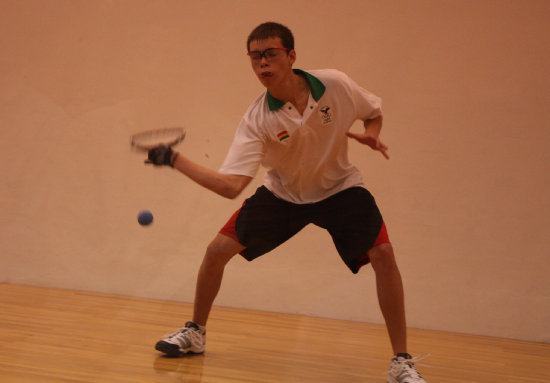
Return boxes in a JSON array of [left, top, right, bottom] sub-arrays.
[[319, 105, 333, 125], [277, 130, 290, 141]]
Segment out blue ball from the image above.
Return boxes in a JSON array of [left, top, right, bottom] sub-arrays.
[[138, 210, 153, 226]]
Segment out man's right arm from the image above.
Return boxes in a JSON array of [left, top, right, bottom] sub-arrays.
[[146, 107, 261, 199], [171, 152, 253, 199]]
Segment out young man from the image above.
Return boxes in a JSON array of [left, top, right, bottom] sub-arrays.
[[146, 22, 426, 383]]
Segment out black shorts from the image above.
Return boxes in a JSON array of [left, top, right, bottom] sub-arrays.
[[220, 186, 389, 274]]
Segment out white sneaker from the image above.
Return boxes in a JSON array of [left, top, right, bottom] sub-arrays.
[[155, 321, 206, 357], [387, 353, 427, 383]]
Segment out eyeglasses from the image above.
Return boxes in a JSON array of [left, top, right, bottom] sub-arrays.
[[247, 47, 290, 61]]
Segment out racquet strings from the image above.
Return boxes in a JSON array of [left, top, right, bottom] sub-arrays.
[[131, 127, 186, 151]]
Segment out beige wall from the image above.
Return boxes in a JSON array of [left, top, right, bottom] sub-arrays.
[[1, 0, 549, 342]]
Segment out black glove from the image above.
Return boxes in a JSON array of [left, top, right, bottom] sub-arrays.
[[147, 146, 175, 167]]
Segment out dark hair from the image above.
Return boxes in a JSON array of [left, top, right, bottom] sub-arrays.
[[247, 22, 294, 51]]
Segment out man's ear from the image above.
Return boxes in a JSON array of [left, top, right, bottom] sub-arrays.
[[289, 49, 296, 65]]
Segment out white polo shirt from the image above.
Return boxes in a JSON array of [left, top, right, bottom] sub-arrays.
[[219, 69, 382, 204]]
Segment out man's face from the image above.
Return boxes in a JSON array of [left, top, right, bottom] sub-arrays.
[[248, 37, 295, 88]]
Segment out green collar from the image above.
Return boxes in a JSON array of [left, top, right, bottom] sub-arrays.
[[266, 69, 326, 111]]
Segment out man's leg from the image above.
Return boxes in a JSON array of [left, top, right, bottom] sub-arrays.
[[155, 233, 244, 356], [192, 233, 245, 326], [368, 242, 407, 355]]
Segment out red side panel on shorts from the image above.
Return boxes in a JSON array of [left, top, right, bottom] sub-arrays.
[[218, 203, 244, 244], [357, 221, 390, 271], [373, 221, 390, 247]]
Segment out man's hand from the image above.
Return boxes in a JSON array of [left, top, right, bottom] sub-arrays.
[[346, 131, 390, 160], [146, 146, 176, 166]]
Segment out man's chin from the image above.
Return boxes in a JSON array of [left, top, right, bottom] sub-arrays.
[[258, 77, 272, 88]]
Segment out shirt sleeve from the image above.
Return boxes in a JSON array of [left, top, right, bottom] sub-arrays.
[[345, 72, 382, 121], [219, 113, 265, 177]]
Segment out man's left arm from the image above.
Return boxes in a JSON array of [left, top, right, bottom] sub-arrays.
[[345, 115, 389, 160]]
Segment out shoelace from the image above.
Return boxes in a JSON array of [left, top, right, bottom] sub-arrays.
[[165, 327, 203, 348], [390, 353, 430, 379]]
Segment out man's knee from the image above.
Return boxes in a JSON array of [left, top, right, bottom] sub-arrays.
[[203, 234, 244, 268], [368, 243, 397, 274]]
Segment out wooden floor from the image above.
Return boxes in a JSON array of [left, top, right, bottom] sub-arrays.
[[1, 284, 549, 382]]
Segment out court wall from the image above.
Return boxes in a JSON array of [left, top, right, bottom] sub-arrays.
[[1, 0, 549, 343]]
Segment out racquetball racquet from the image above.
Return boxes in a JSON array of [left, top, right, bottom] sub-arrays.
[[130, 127, 186, 152]]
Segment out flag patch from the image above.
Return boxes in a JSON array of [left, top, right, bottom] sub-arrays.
[[277, 130, 290, 141]]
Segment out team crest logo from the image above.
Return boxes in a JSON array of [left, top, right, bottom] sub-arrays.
[[319, 105, 333, 125], [277, 130, 290, 141]]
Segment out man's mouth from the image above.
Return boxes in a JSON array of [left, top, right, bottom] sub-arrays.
[[260, 71, 273, 78]]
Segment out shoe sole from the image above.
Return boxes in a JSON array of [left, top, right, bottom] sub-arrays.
[[155, 340, 205, 357]]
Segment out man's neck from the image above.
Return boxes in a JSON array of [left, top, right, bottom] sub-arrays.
[[268, 71, 310, 113]]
